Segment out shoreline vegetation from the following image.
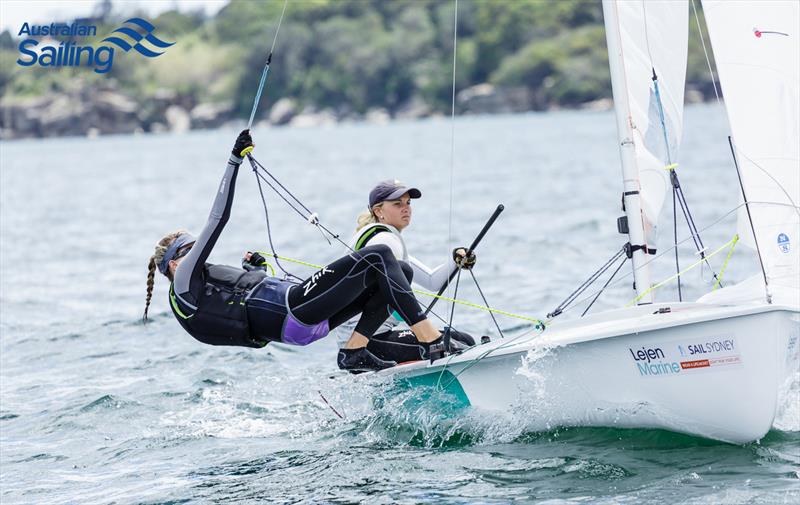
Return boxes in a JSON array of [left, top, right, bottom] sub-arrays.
[[0, 0, 717, 140]]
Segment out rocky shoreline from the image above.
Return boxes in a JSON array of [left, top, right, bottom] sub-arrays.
[[0, 82, 706, 140]]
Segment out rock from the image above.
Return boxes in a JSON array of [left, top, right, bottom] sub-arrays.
[[39, 95, 88, 137], [190, 101, 233, 129], [395, 95, 431, 120], [269, 98, 297, 125], [289, 108, 337, 128], [457, 83, 531, 114], [93, 91, 139, 134], [149, 122, 168, 134], [365, 107, 390, 124], [0, 96, 53, 138], [580, 97, 613, 111], [165, 105, 191, 133]]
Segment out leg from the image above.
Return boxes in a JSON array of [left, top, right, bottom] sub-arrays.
[[288, 245, 429, 334]]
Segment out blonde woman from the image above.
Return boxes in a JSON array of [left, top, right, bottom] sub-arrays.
[[337, 180, 477, 368], [144, 131, 454, 371]]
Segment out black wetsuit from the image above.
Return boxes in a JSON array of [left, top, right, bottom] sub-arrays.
[[169, 153, 426, 348]]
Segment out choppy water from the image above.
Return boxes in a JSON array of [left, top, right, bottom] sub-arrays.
[[1, 105, 798, 504]]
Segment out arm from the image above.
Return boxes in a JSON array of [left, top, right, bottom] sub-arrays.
[[173, 153, 244, 308], [408, 254, 456, 292]]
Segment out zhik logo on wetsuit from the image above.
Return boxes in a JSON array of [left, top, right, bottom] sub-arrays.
[[302, 267, 335, 297], [16, 18, 174, 74]]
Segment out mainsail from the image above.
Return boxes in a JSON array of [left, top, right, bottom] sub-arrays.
[[603, 0, 689, 301], [702, 0, 800, 296]]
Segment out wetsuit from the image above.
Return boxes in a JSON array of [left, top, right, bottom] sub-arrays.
[[334, 223, 459, 344], [169, 154, 427, 348]]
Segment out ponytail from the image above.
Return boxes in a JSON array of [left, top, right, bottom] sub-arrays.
[[355, 204, 381, 233]]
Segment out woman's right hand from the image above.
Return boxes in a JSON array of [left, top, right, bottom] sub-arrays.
[[232, 129, 255, 157]]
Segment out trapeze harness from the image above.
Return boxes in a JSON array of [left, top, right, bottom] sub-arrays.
[[169, 154, 427, 348]]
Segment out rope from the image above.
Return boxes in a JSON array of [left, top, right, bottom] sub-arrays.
[[552, 201, 797, 321], [256, 253, 544, 326], [547, 247, 626, 318], [469, 269, 505, 338], [581, 255, 627, 317], [713, 234, 738, 290], [246, 0, 288, 129], [627, 235, 738, 306]]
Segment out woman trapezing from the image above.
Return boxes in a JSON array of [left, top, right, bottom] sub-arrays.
[[143, 130, 465, 372]]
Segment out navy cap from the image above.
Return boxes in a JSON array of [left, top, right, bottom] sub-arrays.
[[158, 233, 196, 275], [368, 180, 422, 208]]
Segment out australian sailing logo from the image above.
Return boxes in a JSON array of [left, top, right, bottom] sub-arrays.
[[16, 18, 174, 74]]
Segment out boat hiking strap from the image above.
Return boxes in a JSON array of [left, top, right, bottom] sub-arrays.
[[256, 251, 544, 327], [627, 235, 739, 306]]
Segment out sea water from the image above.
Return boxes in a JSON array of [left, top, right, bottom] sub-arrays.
[[1, 104, 798, 503]]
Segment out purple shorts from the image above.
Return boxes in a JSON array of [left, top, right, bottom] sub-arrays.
[[247, 277, 329, 346]]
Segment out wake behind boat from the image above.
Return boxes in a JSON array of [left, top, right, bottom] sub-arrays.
[[376, 0, 800, 444]]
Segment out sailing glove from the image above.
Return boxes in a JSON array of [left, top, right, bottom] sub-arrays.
[[232, 129, 254, 157], [453, 247, 477, 269], [242, 251, 268, 271]]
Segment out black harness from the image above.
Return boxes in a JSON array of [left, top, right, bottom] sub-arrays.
[[170, 265, 269, 348]]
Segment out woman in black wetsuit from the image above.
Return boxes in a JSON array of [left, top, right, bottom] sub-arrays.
[[143, 130, 457, 371]]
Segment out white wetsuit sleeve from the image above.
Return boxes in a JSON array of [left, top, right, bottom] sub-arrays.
[[365, 232, 405, 261], [408, 254, 456, 292]]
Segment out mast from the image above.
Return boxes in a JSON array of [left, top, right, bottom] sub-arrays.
[[602, 0, 654, 303]]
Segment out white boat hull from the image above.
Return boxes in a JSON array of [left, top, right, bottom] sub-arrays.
[[382, 302, 800, 444]]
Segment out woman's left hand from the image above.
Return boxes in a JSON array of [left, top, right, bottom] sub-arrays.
[[453, 247, 477, 270], [232, 129, 255, 157]]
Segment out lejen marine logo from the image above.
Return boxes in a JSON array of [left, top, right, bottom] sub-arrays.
[[16, 17, 174, 74]]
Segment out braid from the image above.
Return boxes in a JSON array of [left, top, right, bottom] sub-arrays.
[[143, 229, 189, 323], [143, 256, 157, 322]]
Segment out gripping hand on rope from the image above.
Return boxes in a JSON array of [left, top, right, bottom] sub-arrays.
[[232, 129, 255, 158], [453, 247, 477, 269]]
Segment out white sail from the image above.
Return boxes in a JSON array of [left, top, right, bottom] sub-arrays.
[[603, 0, 689, 301], [614, 0, 689, 245], [702, 0, 800, 297]]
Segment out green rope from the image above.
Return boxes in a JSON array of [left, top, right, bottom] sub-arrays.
[[713, 234, 739, 290], [627, 235, 739, 306], [263, 252, 545, 326]]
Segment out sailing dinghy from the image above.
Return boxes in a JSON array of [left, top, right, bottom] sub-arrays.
[[378, 0, 799, 444]]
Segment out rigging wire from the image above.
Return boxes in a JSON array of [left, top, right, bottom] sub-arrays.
[[247, 0, 289, 129], [690, 0, 722, 105], [551, 200, 799, 320], [445, 0, 459, 309]]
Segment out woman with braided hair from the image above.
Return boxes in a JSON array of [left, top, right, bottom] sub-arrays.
[[144, 130, 463, 372]]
